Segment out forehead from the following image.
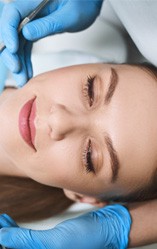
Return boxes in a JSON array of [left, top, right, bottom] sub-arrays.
[[108, 65, 157, 188], [34, 63, 110, 80]]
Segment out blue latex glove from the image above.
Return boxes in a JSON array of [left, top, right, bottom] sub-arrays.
[[0, 58, 8, 93], [0, 204, 131, 249], [0, 0, 103, 87], [0, 1, 8, 93]]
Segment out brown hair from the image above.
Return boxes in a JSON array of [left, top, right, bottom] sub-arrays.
[[103, 169, 157, 203], [0, 176, 73, 222]]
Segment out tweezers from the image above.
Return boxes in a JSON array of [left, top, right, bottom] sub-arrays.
[[0, 0, 50, 52]]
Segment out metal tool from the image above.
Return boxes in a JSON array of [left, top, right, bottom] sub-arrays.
[[0, 0, 50, 52]]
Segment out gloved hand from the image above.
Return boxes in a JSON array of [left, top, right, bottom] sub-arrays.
[[0, 1, 8, 93], [0, 204, 131, 249], [0, 0, 103, 87], [0, 58, 8, 93]]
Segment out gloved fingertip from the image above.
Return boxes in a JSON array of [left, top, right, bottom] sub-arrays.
[[4, 36, 18, 53], [23, 26, 34, 41], [7, 42, 19, 54], [1, 50, 21, 73], [0, 59, 8, 92], [2, 27, 19, 54], [9, 55, 21, 73], [25, 56, 33, 80], [27, 66, 33, 80], [17, 82, 25, 88], [10, 62, 21, 74], [15, 75, 27, 88], [16, 77, 27, 87]]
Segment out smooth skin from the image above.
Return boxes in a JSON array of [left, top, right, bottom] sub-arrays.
[[0, 63, 157, 205], [0, 63, 157, 248]]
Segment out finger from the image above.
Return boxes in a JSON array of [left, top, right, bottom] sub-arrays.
[[22, 2, 78, 41], [22, 15, 61, 41], [1, 4, 20, 53], [0, 59, 8, 93], [0, 227, 33, 249], [0, 1, 42, 53], [15, 36, 30, 87], [13, 67, 29, 88], [0, 49, 21, 73], [22, 0, 62, 40], [0, 214, 18, 228], [24, 41, 33, 80]]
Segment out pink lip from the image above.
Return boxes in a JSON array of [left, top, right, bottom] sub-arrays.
[[19, 97, 36, 151]]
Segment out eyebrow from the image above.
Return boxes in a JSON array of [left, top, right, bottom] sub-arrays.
[[105, 68, 118, 104], [105, 135, 120, 183], [103, 68, 120, 182]]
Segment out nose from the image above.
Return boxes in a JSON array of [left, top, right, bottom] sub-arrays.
[[48, 103, 88, 140]]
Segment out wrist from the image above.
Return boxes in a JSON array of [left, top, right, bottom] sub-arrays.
[[100, 204, 132, 249]]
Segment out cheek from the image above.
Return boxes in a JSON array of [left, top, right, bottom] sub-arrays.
[[23, 140, 81, 188], [31, 73, 83, 109]]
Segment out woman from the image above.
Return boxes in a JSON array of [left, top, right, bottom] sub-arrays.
[[0, 62, 157, 248], [0, 1, 155, 248], [1, 62, 157, 202], [1, 62, 157, 203]]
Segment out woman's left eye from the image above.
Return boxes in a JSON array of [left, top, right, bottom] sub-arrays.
[[82, 139, 95, 174], [83, 75, 95, 106]]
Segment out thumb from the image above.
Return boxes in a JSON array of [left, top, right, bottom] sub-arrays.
[[22, 3, 78, 41], [22, 10, 63, 41], [0, 227, 34, 249]]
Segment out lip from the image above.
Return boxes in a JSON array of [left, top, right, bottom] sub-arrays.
[[19, 97, 37, 151]]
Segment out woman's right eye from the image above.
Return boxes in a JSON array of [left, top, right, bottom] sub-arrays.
[[83, 75, 95, 107]]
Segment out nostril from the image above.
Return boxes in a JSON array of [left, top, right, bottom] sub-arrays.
[[50, 131, 65, 141], [48, 125, 53, 137], [48, 103, 73, 140], [50, 105, 55, 114], [56, 134, 65, 141]]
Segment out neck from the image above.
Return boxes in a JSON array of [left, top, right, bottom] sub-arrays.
[[0, 87, 26, 177]]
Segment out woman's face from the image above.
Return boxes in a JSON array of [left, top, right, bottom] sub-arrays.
[[0, 63, 157, 199]]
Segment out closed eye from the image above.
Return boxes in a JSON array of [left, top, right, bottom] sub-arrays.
[[82, 139, 95, 174], [83, 75, 95, 107]]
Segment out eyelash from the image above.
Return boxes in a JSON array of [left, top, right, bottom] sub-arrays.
[[82, 76, 96, 173], [82, 139, 95, 174], [83, 75, 95, 106]]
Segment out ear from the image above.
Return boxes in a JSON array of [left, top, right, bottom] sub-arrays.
[[63, 189, 108, 207]]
